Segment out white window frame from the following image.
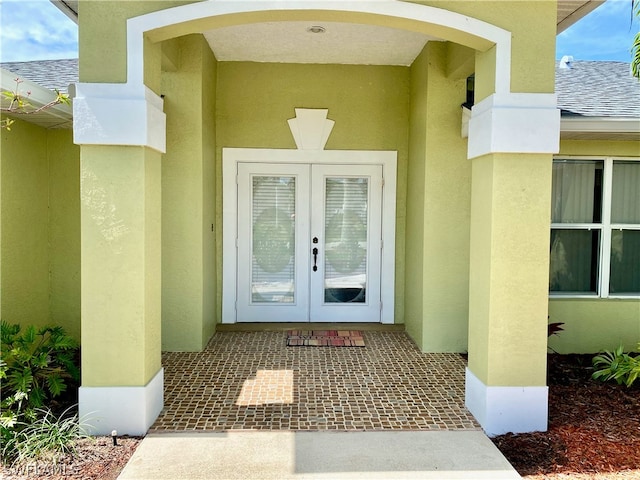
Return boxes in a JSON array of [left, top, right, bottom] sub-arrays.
[[550, 156, 640, 299]]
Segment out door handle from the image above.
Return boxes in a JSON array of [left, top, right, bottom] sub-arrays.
[[312, 247, 318, 272]]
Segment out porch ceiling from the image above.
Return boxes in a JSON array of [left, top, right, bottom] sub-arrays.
[[203, 21, 440, 66]]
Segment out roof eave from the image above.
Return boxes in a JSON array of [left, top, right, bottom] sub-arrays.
[[560, 116, 640, 140], [1, 68, 73, 129], [50, 0, 78, 24], [561, 116, 640, 133], [557, 0, 606, 33]]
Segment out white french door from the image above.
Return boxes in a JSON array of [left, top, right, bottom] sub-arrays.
[[236, 163, 383, 322]]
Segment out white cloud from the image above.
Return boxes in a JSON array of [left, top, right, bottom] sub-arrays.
[[0, 0, 78, 62]]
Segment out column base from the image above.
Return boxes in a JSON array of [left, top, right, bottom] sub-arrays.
[[465, 368, 548, 437], [79, 368, 164, 436]]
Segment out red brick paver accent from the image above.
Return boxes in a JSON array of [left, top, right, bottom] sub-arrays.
[[150, 331, 479, 432], [286, 330, 365, 347]]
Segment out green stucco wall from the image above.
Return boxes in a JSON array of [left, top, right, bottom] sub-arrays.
[[417, 0, 557, 96], [549, 299, 640, 354], [1, 120, 50, 327], [161, 35, 217, 351], [202, 37, 218, 348], [78, 0, 196, 83], [0, 120, 80, 337], [406, 42, 471, 352], [405, 46, 429, 346], [215, 61, 411, 325], [468, 153, 552, 387], [559, 139, 640, 158], [48, 130, 81, 339], [80, 145, 161, 386]]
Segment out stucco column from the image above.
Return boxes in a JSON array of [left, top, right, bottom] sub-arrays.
[[465, 93, 558, 436], [74, 83, 166, 435]]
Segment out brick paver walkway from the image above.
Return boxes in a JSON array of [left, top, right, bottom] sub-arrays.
[[150, 331, 479, 432]]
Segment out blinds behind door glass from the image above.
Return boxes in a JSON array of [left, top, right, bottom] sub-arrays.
[[251, 176, 295, 303], [324, 177, 368, 303]]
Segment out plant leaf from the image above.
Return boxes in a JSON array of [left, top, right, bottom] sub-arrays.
[[47, 374, 66, 397], [29, 387, 45, 408]]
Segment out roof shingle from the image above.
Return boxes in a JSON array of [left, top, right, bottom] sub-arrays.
[[2, 58, 638, 121], [0, 59, 78, 94], [556, 60, 640, 118]]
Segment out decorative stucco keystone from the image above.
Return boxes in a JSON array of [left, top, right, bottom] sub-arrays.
[[287, 108, 335, 150]]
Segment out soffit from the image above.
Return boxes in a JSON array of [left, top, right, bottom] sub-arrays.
[[203, 21, 441, 66], [560, 116, 640, 141], [560, 131, 640, 141], [51, 0, 79, 24], [557, 0, 605, 33], [0, 68, 72, 129]]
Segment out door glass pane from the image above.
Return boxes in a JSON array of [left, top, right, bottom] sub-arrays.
[[610, 229, 640, 294], [549, 229, 600, 293], [324, 177, 368, 303], [551, 160, 603, 223], [611, 162, 640, 224], [251, 176, 295, 303]]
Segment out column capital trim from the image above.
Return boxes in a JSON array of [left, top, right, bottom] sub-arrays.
[[72, 83, 166, 153], [468, 93, 560, 160]]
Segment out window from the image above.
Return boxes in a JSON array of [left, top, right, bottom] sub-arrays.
[[550, 158, 640, 297]]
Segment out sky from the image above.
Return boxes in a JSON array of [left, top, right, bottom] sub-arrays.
[[0, 0, 638, 63], [556, 0, 639, 62]]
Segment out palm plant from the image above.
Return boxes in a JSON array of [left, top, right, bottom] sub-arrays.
[[633, 0, 640, 78]]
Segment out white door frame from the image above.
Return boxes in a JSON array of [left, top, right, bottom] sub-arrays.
[[222, 148, 397, 324]]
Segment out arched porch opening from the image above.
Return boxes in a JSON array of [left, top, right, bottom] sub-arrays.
[[75, 0, 558, 437]]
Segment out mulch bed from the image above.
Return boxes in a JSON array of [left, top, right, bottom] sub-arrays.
[[0, 436, 141, 480], [492, 354, 640, 479]]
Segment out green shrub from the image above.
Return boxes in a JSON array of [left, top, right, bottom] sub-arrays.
[[1, 322, 79, 418], [1, 321, 80, 463], [2, 406, 89, 465], [592, 344, 640, 388]]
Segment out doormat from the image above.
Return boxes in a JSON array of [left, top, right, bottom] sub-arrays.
[[286, 330, 365, 347]]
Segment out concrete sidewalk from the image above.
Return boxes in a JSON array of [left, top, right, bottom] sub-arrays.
[[117, 430, 520, 479]]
